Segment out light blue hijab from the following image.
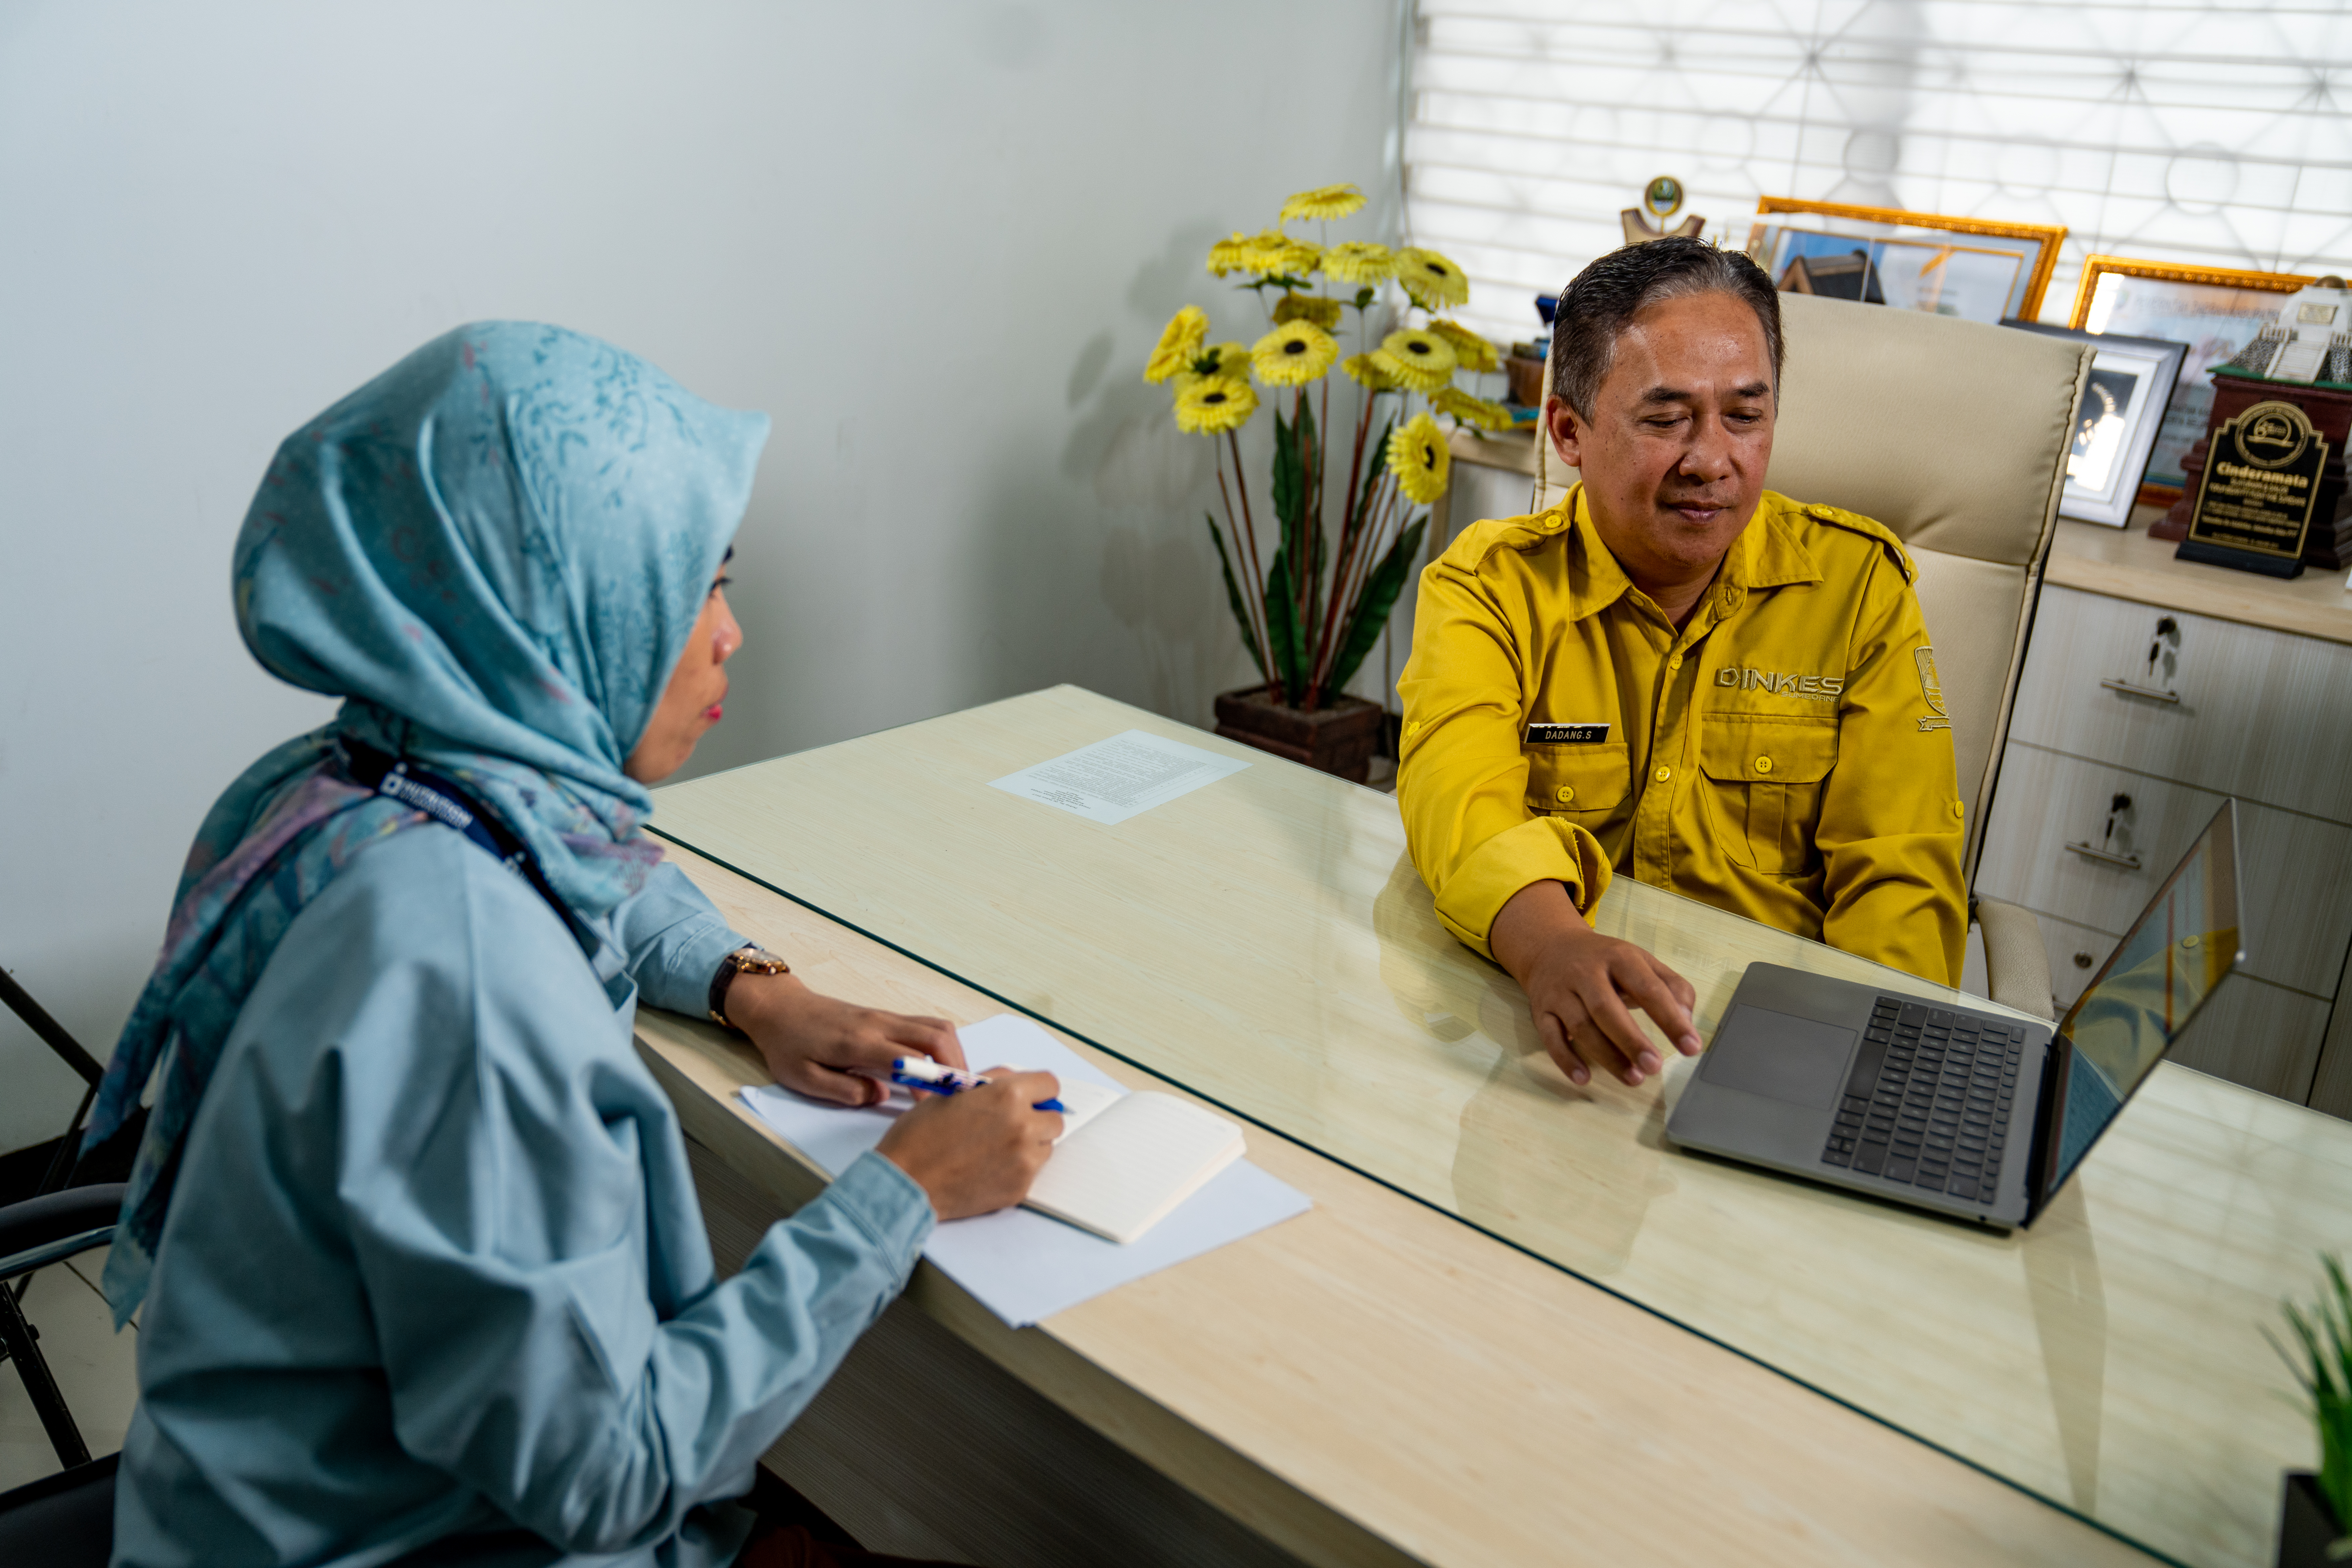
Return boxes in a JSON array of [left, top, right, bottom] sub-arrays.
[[88, 323, 770, 1320]]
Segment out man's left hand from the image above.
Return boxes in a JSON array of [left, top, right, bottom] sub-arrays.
[[723, 969, 967, 1106]]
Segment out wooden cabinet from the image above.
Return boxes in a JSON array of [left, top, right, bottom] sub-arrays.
[[2003, 584, 2352, 821], [1977, 541, 2352, 1114]]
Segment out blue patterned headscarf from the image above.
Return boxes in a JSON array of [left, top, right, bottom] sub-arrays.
[[88, 323, 770, 1321]]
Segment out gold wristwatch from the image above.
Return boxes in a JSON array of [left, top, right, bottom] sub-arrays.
[[708, 945, 791, 1029]]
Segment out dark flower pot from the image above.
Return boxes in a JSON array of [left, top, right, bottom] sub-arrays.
[[2280, 1472, 2347, 1567], [1214, 686, 1385, 783]]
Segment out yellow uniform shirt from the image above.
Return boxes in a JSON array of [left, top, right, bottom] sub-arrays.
[[1396, 483, 1966, 985]]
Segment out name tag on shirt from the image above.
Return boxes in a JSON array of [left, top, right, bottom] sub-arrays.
[[1526, 722, 1611, 744]]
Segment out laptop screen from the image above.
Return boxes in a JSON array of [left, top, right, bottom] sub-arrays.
[[2040, 801, 2243, 1199]]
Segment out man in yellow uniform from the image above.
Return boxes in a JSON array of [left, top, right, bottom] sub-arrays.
[[1396, 236, 1965, 1092]]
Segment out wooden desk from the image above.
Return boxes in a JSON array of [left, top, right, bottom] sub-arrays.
[[645, 688, 2351, 1568]]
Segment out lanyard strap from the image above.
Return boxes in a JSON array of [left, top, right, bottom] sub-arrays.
[[333, 737, 629, 1004]]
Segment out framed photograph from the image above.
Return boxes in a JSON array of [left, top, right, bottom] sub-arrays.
[[2069, 256, 2315, 499], [2003, 322, 2190, 527], [1747, 198, 2067, 322]]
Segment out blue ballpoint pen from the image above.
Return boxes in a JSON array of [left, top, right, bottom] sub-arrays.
[[890, 1055, 1066, 1113]]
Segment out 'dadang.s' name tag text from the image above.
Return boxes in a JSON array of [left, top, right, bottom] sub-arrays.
[[1526, 722, 1611, 744]]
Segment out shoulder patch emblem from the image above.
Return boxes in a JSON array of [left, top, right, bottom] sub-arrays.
[[1915, 646, 1951, 732]]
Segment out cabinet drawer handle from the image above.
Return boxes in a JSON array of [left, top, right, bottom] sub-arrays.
[[2099, 677, 2180, 705], [2065, 841, 2143, 871]]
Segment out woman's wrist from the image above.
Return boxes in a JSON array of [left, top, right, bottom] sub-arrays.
[[708, 945, 791, 1029], [720, 967, 807, 1035]]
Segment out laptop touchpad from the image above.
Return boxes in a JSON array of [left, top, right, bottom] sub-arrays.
[[1698, 1005, 1855, 1109]]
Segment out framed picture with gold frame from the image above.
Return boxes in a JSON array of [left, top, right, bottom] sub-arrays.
[[2069, 255, 2316, 499], [1747, 198, 2067, 322]]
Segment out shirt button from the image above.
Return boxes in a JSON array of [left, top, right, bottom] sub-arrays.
[[1654, 766, 1673, 783], [1556, 785, 1575, 803], [1754, 756, 1773, 775], [1952, 800, 1966, 820], [1667, 653, 1682, 670], [1539, 514, 1564, 531]]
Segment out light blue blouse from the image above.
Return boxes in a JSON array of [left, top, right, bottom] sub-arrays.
[[112, 828, 934, 1568]]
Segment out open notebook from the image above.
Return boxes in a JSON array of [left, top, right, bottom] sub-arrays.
[[737, 1013, 1310, 1327], [1032, 1081, 1246, 1244]]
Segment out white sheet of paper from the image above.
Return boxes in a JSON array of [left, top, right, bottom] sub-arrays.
[[736, 1014, 1311, 1327], [987, 729, 1250, 825]]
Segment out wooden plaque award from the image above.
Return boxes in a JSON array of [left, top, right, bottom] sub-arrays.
[[2175, 398, 2328, 579]]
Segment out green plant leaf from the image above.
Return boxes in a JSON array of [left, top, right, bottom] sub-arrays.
[[2276, 1252, 2352, 1542], [1325, 514, 1429, 696], [1203, 512, 1266, 680], [1264, 545, 1306, 703], [1348, 416, 1393, 548], [1295, 390, 1324, 652], [1272, 405, 1303, 546]]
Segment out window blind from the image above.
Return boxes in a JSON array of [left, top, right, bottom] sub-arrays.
[[1406, 1, 2352, 347]]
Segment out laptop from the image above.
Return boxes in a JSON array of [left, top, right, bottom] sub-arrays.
[[1665, 800, 2243, 1228]]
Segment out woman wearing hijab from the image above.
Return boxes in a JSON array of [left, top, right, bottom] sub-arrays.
[[87, 323, 1060, 1567]]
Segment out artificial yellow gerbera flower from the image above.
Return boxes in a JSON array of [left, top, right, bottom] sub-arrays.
[[1371, 328, 1458, 393], [1206, 232, 1259, 277], [1252, 320, 1339, 387], [1254, 229, 1322, 278], [1320, 241, 1395, 286], [1395, 246, 1471, 310], [1389, 412, 1451, 504], [1281, 182, 1366, 222], [1342, 353, 1398, 392], [1175, 375, 1259, 435], [1433, 386, 1514, 431], [1272, 293, 1343, 331], [1173, 341, 1254, 394], [1427, 318, 1500, 374], [1144, 305, 1209, 383]]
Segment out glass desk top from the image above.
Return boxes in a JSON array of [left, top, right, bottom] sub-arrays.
[[655, 686, 2352, 1568]]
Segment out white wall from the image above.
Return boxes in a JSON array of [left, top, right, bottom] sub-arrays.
[[0, 1, 1407, 1155]]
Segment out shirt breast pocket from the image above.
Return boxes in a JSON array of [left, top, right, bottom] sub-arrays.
[[1526, 741, 1631, 821], [1698, 721, 1838, 873]]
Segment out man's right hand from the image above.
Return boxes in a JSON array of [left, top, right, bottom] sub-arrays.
[[874, 1068, 1063, 1220], [1490, 881, 1701, 1088]]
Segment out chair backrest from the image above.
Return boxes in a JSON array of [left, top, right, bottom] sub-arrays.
[[1532, 292, 2090, 879]]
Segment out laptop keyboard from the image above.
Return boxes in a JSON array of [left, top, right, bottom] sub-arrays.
[[1820, 998, 2026, 1206]]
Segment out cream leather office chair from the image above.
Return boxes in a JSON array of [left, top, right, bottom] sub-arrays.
[[1532, 291, 2093, 1017]]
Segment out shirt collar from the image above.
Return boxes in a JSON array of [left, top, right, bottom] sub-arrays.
[[1735, 493, 1827, 590], [1562, 485, 1634, 623], [1560, 483, 1823, 623]]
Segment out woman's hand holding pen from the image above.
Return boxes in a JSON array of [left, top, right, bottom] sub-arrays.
[[877, 1070, 1064, 1219], [726, 969, 966, 1108]]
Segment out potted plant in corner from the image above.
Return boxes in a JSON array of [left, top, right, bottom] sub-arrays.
[[1143, 182, 1512, 782], [2272, 1253, 2352, 1565]]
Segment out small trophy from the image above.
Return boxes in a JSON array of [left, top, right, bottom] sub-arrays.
[[1622, 177, 1705, 246], [2160, 276, 2352, 575], [2218, 276, 2352, 384]]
